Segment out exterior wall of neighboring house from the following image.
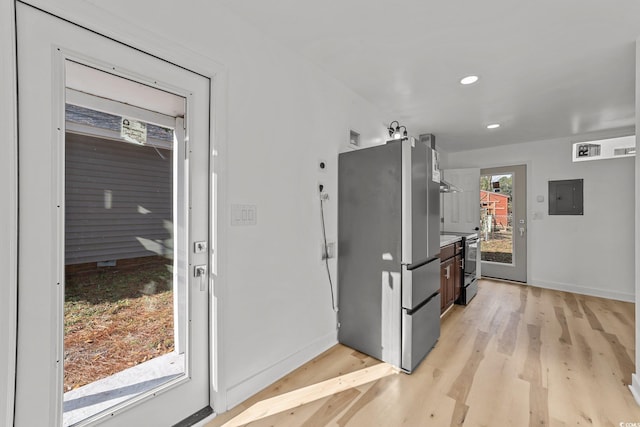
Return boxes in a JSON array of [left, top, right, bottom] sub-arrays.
[[65, 132, 173, 265], [65, 105, 174, 266], [480, 190, 509, 228]]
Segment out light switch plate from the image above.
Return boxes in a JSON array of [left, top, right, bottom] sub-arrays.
[[231, 204, 257, 226]]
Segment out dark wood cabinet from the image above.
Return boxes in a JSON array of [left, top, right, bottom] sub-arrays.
[[441, 257, 455, 309], [453, 254, 462, 303], [440, 241, 464, 314]]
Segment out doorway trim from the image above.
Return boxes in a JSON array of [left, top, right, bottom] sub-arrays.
[[477, 160, 533, 284], [0, 0, 18, 425], [5, 0, 230, 421]]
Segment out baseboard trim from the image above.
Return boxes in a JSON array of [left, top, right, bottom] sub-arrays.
[[225, 332, 337, 411], [529, 279, 634, 302], [629, 374, 640, 406]]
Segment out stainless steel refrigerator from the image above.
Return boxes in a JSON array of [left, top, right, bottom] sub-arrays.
[[338, 135, 441, 373]]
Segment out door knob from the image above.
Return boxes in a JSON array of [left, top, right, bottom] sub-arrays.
[[194, 265, 207, 291]]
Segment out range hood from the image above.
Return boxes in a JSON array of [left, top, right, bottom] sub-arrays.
[[440, 179, 462, 193]]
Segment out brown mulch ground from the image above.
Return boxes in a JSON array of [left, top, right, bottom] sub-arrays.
[[64, 263, 175, 391], [481, 230, 513, 263]]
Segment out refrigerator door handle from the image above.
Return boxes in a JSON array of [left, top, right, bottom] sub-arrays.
[[401, 139, 412, 265], [401, 265, 412, 309]]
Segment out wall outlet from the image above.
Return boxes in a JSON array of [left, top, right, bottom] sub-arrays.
[[318, 182, 329, 200], [321, 242, 336, 260]]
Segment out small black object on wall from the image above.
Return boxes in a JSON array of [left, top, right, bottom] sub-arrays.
[[548, 179, 584, 215]]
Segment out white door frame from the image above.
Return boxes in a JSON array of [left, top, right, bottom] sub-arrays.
[[4, 0, 230, 423], [473, 160, 533, 284], [0, 0, 19, 425], [479, 164, 528, 282]]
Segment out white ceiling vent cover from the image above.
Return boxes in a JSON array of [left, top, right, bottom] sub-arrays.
[[572, 135, 636, 162]]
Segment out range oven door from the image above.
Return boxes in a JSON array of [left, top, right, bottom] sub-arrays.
[[463, 278, 478, 304], [464, 237, 478, 285]]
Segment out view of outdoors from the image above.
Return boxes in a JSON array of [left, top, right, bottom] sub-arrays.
[[63, 104, 182, 425], [64, 262, 175, 391], [480, 173, 513, 264]]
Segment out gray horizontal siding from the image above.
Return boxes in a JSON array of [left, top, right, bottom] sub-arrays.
[[65, 132, 173, 265], [66, 103, 174, 142]]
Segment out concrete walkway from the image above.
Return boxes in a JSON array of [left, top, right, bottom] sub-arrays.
[[63, 352, 184, 426]]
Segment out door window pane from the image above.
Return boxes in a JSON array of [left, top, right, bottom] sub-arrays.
[[480, 174, 513, 264], [63, 105, 184, 426]]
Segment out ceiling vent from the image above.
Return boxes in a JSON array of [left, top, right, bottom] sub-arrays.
[[572, 135, 636, 162]]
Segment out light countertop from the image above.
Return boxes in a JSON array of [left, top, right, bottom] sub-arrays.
[[440, 234, 462, 247]]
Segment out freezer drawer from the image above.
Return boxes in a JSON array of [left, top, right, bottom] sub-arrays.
[[401, 294, 440, 372], [402, 259, 440, 310]]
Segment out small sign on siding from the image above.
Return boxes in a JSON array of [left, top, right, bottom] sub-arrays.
[[121, 117, 147, 145]]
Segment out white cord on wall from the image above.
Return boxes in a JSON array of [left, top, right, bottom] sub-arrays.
[[319, 185, 338, 314]]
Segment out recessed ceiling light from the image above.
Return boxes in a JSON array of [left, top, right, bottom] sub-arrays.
[[460, 75, 479, 85], [486, 123, 501, 129]]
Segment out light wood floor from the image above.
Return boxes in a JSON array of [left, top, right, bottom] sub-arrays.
[[206, 279, 640, 426]]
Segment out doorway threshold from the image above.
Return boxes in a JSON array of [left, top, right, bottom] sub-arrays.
[[63, 351, 184, 426]]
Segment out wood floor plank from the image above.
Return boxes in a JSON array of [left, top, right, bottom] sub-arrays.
[[498, 310, 521, 355], [528, 383, 549, 427], [206, 280, 640, 427], [562, 292, 583, 319], [463, 346, 530, 427], [553, 306, 572, 345], [220, 363, 398, 427], [334, 375, 396, 426], [580, 298, 604, 331], [300, 388, 361, 427], [447, 331, 490, 404]]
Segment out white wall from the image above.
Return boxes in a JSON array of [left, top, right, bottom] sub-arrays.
[[13, 0, 389, 413], [446, 130, 635, 301]]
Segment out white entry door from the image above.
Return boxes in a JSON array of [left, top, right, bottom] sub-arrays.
[[480, 164, 528, 283], [15, 3, 211, 426], [442, 168, 481, 234]]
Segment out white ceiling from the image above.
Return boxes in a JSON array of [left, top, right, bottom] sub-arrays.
[[215, 0, 640, 152]]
